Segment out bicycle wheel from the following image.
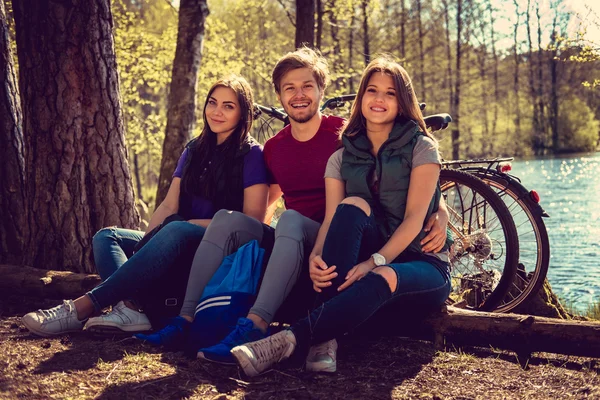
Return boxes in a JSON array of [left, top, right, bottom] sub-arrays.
[[440, 169, 519, 311], [470, 173, 550, 312]]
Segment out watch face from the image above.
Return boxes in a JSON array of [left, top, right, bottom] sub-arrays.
[[372, 253, 386, 266]]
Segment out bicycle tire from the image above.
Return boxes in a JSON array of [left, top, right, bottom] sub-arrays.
[[470, 172, 550, 312], [440, 169, 519, 311]]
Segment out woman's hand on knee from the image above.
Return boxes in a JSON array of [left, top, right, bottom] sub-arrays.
[[337, 259, 376, 292], [309, 255, 337, 293]]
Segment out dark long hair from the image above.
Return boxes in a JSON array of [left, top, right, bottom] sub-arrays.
[[180, 75, 254, 201], [342, 56, 434, 141]]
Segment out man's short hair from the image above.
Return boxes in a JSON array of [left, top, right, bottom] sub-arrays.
[[272, 47, 330, 93]]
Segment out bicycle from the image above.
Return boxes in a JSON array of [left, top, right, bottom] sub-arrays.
[[443, 158, 550, 312], [253, 95, 532, 312]]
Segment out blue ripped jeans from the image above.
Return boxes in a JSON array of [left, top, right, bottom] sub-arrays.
[[92, 227, 145, 280], [87, 221, 206, 312], [290, 203, 451, 353]]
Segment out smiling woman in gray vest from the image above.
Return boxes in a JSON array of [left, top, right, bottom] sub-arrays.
[[229, 56, 452, 377]]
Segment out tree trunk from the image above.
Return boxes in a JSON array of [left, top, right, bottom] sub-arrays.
[[327, 0, 341, 90], [361, 0, 370, 65], [348, 12, 355, 92], [442, 0, 453, 115], [416, 0, 426, 102], [0, 264, 101, 299], [0, 0, 26, 265], [13, 0, 139, 273], [536, 3, 546, 149], [488, 1, 498, 152], [155, 0, 209, 206], [418, 306, 600, 359], [399, 0, 406, 59], [452, 0, 462, 160], [512, 0, 521, 137], [526, 0, 541, 154], [295, 0, 315, 49], [315, 0, 323, 49]]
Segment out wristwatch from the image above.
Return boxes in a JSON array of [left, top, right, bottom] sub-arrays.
[[371, 252, 387, 266]]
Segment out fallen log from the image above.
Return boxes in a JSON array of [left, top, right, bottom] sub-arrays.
[[411, 306, 600, 359], [2, 265, 600, 359], [0, 264, 101, 299]]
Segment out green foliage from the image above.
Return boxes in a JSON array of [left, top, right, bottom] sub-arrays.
[[109, 0, 600, 206], [113, 0, 177, 204], [556, 96, 600, 152]]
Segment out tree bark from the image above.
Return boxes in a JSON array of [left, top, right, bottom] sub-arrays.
[[416, 0, 426, 102], [327, 0, 341, 90], [0, 264, 101, 299], [0, 0, 26, 265], [526, 0, 541, 154], [13, 0, 139, 273], [295, 0, 315, 49], [451, 0, 462, 160], [512, 0, 521, 137], [399, 0, 406, 59], [442, 0, 453, 115], [535, 3, 546, 149], [361, 0, 370, 65], [417, 306, 600, 359], [348, 11, 356, 92], [488, 1, 498, 152], [155, 0, 209, 206], [315, 0, 323, 49]]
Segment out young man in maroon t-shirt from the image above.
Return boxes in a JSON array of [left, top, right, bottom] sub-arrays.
[[194, 48, 448, 370]]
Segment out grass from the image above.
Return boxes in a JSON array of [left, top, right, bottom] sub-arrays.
[[2, 294, 600, 399]]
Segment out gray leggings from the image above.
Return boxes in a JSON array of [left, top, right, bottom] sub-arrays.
[[180, 209, 321, 322]]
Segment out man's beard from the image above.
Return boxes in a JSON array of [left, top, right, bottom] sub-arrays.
[[286, 105, 318, 124]]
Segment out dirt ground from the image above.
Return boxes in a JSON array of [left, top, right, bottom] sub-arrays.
[[1, 294, 599, 400]]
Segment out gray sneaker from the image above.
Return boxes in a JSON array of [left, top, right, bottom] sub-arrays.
[[21, 300, 85, 337], [84, 301, 151, 334], [231, 330, 297, 377], [306, 339, 337, 372]]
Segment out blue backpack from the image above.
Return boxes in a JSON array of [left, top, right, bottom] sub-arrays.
[[186, 239, 265, 352]]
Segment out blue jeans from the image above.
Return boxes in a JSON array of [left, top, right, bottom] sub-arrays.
[[87, 221, 207, 312], [290, 203, 451, 353], [93, 227, 145, 280]]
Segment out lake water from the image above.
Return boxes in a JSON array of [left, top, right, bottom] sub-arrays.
[[510, 152, 600, 313]]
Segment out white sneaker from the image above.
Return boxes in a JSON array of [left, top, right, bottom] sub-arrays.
[[231, 330, 297, 377], [84, 301, 151, 334], [21, 300, 85, 337], [306, 339, 337, 372]]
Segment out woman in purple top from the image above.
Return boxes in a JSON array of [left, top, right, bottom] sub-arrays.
[[22, 75, 269, 337]]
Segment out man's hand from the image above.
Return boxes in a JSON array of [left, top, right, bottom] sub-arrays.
[[420, 211, 448, 253], [337, 258, 376, 292], [309, 255, 337, 293]]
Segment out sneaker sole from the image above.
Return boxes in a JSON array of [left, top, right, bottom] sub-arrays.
[[231, 343, 295, 377], [197, 352, 236, 365], [85, 324, 152, 335], [22, 322, 82, 337], [306, 361, 337, 373]]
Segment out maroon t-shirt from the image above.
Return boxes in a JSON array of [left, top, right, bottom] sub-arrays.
[[264, 115, 344, 223]]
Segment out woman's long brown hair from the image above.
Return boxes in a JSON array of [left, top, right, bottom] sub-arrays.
[[343, 55, 434, 141]]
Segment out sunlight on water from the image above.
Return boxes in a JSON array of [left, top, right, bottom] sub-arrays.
[[514, 152, 600, 312]]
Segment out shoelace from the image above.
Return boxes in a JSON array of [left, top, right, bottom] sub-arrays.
[[312, 340, 335, 358], [251, 333, 290, 365], [39, 300, 72, 322]]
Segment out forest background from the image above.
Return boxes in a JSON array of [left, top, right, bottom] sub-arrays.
[[0, 0, 599, 275], [108, 0, 600, 208]]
